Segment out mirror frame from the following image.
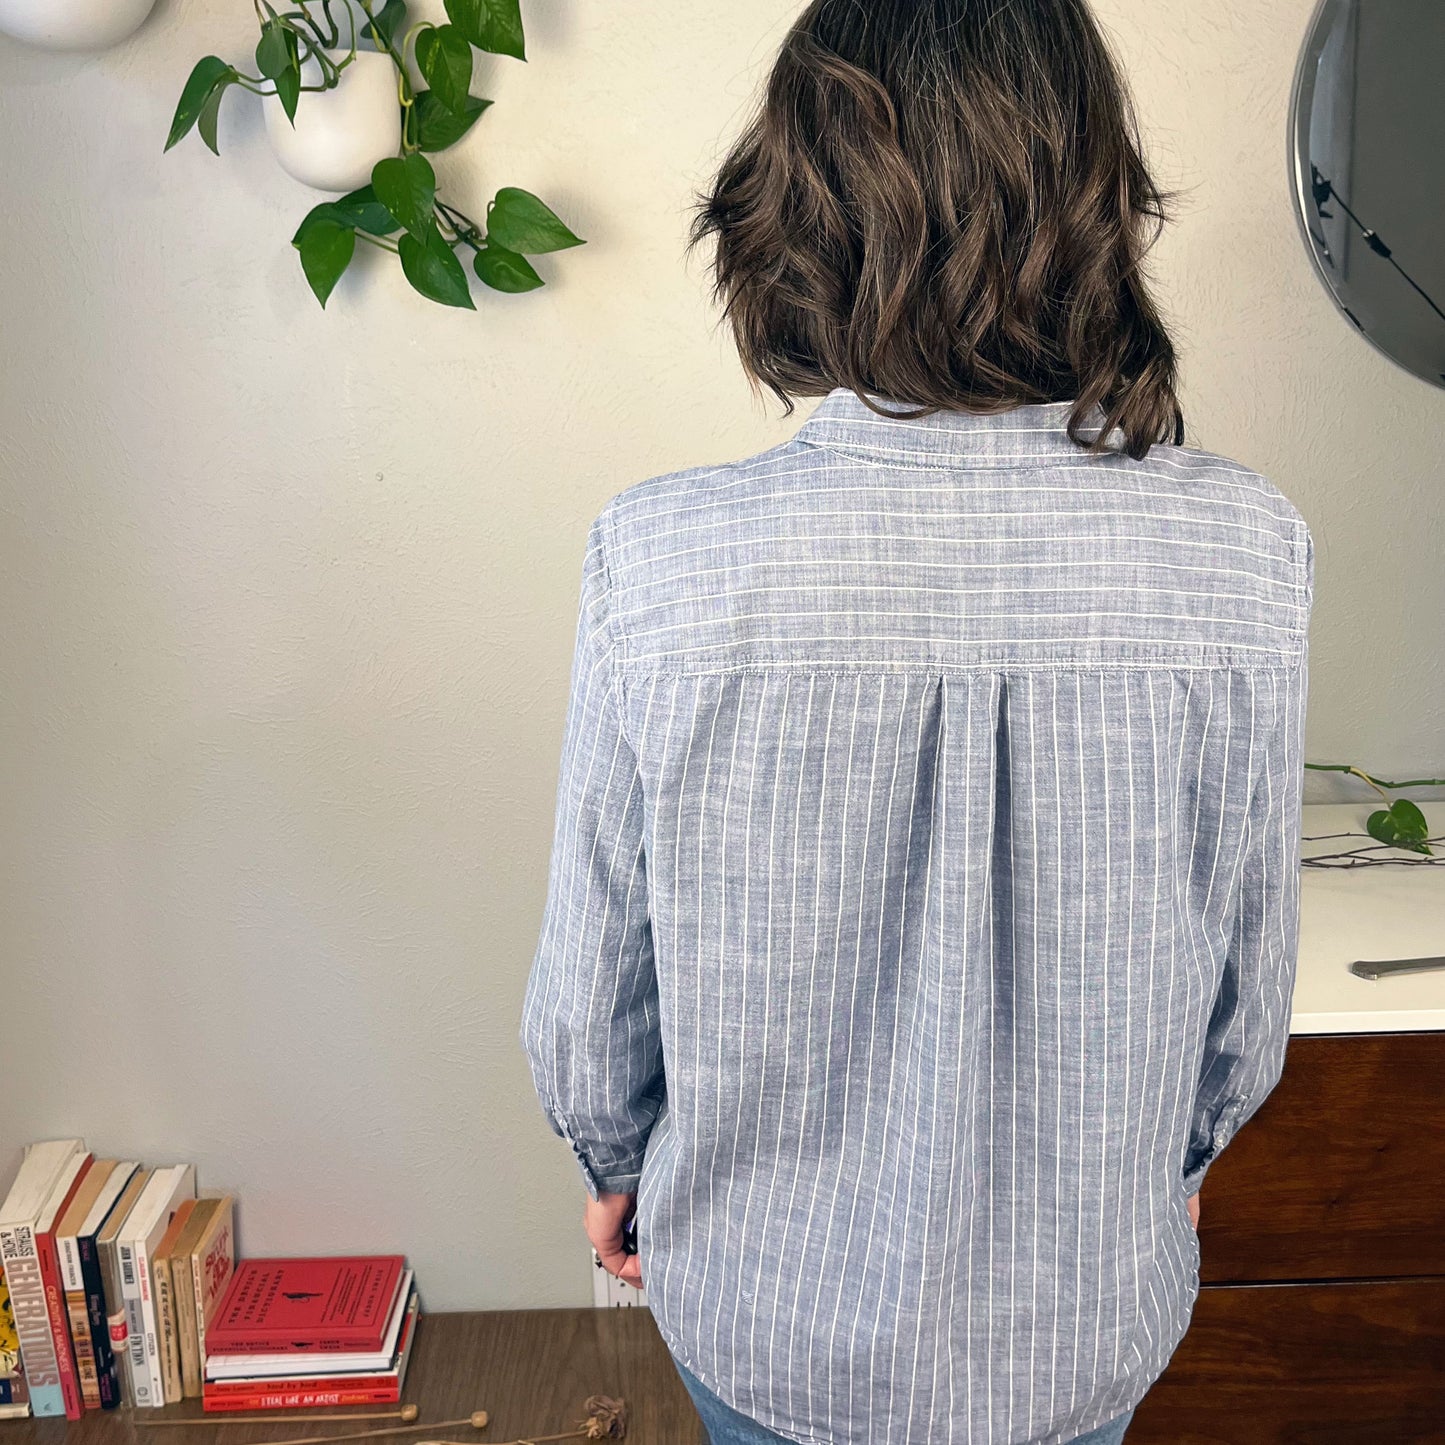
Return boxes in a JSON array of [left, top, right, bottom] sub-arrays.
[[1288, 0, 1445, 390]]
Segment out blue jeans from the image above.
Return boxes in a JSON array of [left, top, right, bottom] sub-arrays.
[[673, 1358, 1134, 1445]]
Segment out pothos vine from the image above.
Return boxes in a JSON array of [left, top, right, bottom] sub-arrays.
[[166, 0, 583, 309], [1302, 762, 1442, 866]]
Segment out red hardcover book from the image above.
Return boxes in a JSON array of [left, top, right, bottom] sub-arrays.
[[203, 1303, 417, 1397], [206, 1257, 405, 1356], [202, 1298, 417, 1414], [35, 1155, 93, 1421], [203, 1385, 403, 1411]]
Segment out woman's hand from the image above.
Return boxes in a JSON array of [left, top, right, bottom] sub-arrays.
[[1187, 1193, 1201, 1231], [585, 1190, 643, 1290]]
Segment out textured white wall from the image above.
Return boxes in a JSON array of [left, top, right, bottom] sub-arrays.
[[0, 0, 1440, 1311]]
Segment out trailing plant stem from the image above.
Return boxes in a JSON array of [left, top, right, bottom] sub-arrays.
[[354, 232, 400, 255], [355, 2, 418, 150], [1304, 763, 1445, 797], [436, 200, 485, 249]]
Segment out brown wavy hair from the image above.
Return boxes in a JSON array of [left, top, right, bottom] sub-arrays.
[[690, 0, 1184, 460]]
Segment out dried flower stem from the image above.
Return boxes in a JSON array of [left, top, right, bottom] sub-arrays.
[[137, 1408, 421, 1427], [421, 1394, 627, 1445], [217, 1412, 490, 1445]]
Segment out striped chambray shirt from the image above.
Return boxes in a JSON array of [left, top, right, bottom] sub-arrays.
[[520, 389, 1313, 1445]]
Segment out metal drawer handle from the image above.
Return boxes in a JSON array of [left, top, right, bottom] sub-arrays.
[[1349, 955, 1445, 980]]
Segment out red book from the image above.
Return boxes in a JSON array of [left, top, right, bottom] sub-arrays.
[[203, 1303, 417, 1397], [203, 1385, 403, 1411], [35, 1154, 93, 1421], [206, 1257, 405, 1356], [202, 1297, 417, 1414]]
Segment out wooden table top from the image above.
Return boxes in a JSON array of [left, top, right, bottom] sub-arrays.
[[0, 1311, 705, 1445]]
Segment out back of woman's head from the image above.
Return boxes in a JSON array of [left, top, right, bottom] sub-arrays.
[[693, 0, 1184, 459]]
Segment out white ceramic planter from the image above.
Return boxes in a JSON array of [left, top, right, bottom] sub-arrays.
[[264, 48, 401, 194], [0, 0, 156, 50]]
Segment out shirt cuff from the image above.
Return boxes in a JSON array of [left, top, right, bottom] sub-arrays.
[[547, 1112, 644, 1199], [575, 1156, 644, 1201], [1182, 1096, 1247, 1198], [1181, 1157, 1212, 1198]]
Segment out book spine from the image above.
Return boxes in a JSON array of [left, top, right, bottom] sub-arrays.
[[173, 1252, 200, 1399], [97, 1234, 135, 1408], [63, 1287, 97, 1409], [202, 1385, 401, 1413], [193, 1216, 235, 1367], [154, 1253, 184, 1404], [203, 1364, 405, 1394], [191, 1241, 209, 1368], [59, 1234, 99, 1410], [0, 1366, 29, 1408], [116, 1239, 153, 1407], [208, 1333, 388, 1357], [134, 1235, 165, 1406], [77, 1235, 119, 1410], [34, 1228, 83, 1419], [0, 1224, 57, 1417]]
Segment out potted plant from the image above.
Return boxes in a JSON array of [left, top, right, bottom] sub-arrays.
[[261, 2, 401, 193], [0, 0, 155, 51], [166, 0, 583, 310]]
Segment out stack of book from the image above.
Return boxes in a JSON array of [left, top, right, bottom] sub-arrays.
[[202, 1257, 418, 1412], [0, 1140, 419, 1417], [0, 1140, 237, 1418]]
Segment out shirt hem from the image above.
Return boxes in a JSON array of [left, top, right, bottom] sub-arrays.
[[654, 1311, 1157, 1445]]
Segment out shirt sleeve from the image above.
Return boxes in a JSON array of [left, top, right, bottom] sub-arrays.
[[1181, 644, 1310, 1199], [519, 510, 664, 1201]]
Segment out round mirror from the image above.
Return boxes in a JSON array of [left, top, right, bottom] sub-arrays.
[[1290, 0, 1445, 387]]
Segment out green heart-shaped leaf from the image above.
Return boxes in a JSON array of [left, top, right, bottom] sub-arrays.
[[1366, 798, 1433, 855], [255, 20, 299, 81], [412, 91, 491, 152], [444, 0, 524, 59], [485, 187, 583, 254], [415, 23, 473, 115], [293, 189, 396, 248], [330, 185, 400, 237], [372, 153, 437, 238], [296, 220, 356, 308], [398, 226, 475, 308], [274, 61, 301, 124], [196, 78, 231, 155], [165, 56, 234, 151], [474, 243, 543, 292]]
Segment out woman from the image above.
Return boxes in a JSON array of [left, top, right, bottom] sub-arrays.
[[521, 2, 1313, 1443]]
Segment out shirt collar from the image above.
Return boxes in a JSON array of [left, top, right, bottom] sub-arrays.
[[794, 387, 1124, 468]]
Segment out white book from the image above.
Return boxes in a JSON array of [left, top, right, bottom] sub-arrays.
[[204, 1273, 414, 1380], [98, 1167, 151, 1408], [117, 1165, 195, 1406], [0, 1140, 85, 1418], [80, 1162, 141, 1242], [56, 1160, 127, 1294], [116, 1229, 150, 1406], [56, 1175, 103, 1295]]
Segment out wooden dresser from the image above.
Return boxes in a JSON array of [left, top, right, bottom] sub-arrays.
[[1129, 803, 1445, 1443]]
